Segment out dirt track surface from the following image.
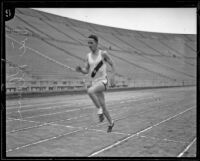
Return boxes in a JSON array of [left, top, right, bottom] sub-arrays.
[[6, 86, 196, 157]]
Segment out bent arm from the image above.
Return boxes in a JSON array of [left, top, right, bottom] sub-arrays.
[[80, 61, 90, 74], [102, 51, 116, 75], [76, 58, 90, 74]]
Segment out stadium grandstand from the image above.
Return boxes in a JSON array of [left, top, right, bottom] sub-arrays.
[[5, 8, 196, 97]]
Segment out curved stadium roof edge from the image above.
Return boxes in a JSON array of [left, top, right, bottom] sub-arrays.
[[29, 8, 195, 36]]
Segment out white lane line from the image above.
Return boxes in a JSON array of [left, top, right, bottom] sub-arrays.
[[139, 135, 190, 145], [6, 128, 83, 153], [6, 102, 127, 133], [8, 107, 86, 119], [6, 100, 82, 109], [88, 106, 195, 157], [8, 115, 131, 136], [6, 96, 192, 135], [88, 128, 131, 136], [6, 102, 131, 134], [6, 102, 194, 153], [6, 121, 130, 153], [7, 96, 154, 120], [6, 115, 87, 134], [6, 119, 115, 153], [6, 94, 91, 109], [6, 102, 140, 152], [6, 127, 131, 153], [6, 98, 126, 115], [6, 119, 15, 122], [6, 103, 88, 114], [6, 95, 189, 134], [6, 95, 144, 116], [177, 137, 196, 157]]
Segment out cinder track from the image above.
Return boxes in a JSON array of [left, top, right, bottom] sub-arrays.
[[6, 86, 196, 157]]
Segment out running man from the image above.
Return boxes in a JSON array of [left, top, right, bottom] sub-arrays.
[[76, 34, 116, 132]]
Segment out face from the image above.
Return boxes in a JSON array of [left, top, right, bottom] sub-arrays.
[[88, 38, 97, 52]]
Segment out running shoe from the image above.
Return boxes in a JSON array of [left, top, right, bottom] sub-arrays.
[[107, 122, 114, 133], [98, 114, 104, 122]]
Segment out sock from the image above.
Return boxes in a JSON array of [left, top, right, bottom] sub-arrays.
[[97, 108, 103, 115], [109, 120, 114, 126]]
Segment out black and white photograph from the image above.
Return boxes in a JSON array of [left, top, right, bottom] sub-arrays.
[[2, 5, 198, 158]]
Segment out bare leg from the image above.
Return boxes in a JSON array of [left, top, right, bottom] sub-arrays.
[[87, 82, 106, 122], [88, 92, 101, 109], [96, 92, 113, 125], [87, 83, 105, 109]]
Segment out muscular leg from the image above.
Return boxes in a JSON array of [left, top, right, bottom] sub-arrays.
[[88, 81, 114, 131], [96, 92, 113, 125], [87, 82, 105, 109], [87, 82, 105, 122], [88, 91, 101, 109]]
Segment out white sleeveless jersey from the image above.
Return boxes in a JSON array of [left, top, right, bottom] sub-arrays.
[[87, 50, 107, 83]]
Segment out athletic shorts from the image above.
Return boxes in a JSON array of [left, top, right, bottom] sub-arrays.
[[90, 76, 108, 91]]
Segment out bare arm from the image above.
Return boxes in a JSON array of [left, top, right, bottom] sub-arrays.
[[102, 51, 116, 75], [102, 51, 116, 87], [81, 61, 90, 74], [76, 58, 90, 74]]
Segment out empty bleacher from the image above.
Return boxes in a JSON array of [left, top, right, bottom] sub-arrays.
[[5, 8, 196, 96]]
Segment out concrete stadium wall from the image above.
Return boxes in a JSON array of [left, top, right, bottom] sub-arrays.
[[5, 83, 196, 100]]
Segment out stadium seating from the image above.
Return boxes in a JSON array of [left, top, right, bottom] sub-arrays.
[[5, 8, 196, 94]]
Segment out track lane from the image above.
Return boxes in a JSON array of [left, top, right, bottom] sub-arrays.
[[6, 87, 196, 156]]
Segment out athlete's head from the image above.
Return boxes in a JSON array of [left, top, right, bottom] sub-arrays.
[[88, 34, 98, 52]]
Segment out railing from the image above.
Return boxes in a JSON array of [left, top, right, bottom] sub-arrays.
[[6, 79, 196, 95]]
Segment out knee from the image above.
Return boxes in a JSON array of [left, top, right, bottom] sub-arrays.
[[87, 88, 94, 96]]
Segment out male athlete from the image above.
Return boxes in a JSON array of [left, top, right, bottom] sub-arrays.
[[76, 34, 116, 132]]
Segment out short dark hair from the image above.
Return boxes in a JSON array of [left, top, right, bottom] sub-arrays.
[[88, 34, 98, 43]]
